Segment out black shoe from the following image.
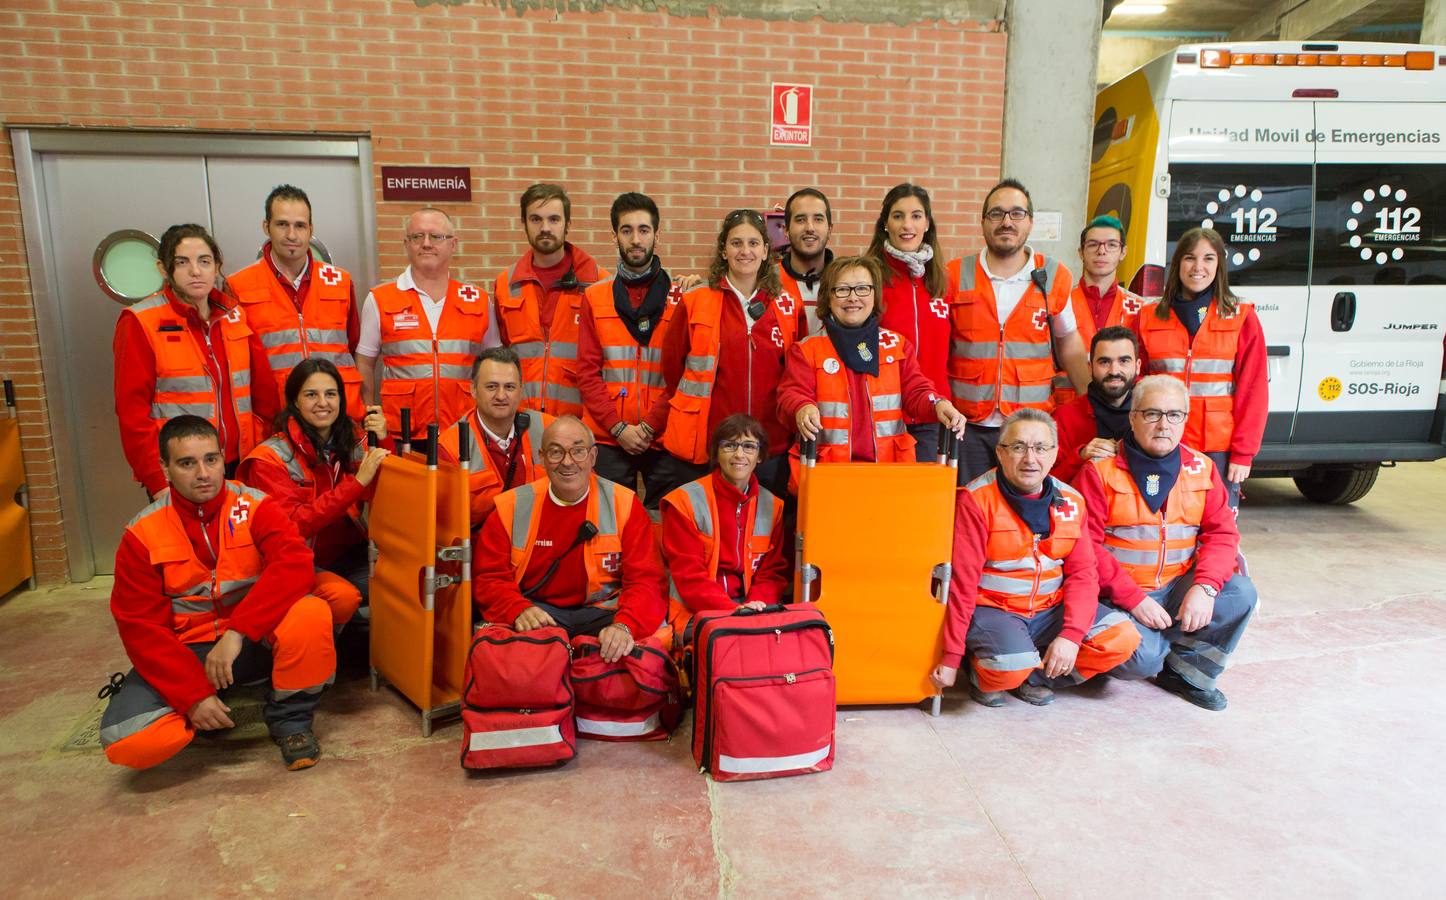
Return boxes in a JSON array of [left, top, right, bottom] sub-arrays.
[[1154, 667, 1227, 711], [275, 730, 322, 770], [968, 683, 1006, 708], [1010, 682, 1055, 706]]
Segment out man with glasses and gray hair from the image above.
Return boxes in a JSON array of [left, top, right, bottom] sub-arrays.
[[1073, 375, 1257, 710], [356, 207, 497, 440], [932, 408, 1141, 709], [945, 179, 1092, 483], [472, 416, 665, 663]]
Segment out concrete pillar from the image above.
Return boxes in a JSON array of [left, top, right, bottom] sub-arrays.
[[1425, 0, 1446, 46], [1000, 0, 1102, 262]]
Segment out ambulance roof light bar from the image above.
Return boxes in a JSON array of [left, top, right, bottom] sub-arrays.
[[1187, 47, 1436, 70]]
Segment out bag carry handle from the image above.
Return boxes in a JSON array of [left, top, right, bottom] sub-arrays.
[[731, 603, 788, 617], [575, 639, 646, 661]]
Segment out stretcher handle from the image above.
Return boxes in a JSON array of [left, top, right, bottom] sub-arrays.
[[732, 603, 788, 617], [456, 418, 470, 464], [800, 437, 816, 465], [949, 426, 962, 469], [3, 379, 13, 409], [426, 423, 439, 466], [936, 423, 954, 465], [400, 407, 412, 454], [366, 428, 379, 449]]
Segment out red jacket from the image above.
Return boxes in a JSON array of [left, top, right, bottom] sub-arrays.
[[110, 486, 315, 716], [876, 254, 954, 421], [942, 479, 1098, 668], [1131, 305, 1268, 467], [113, 287, 273, 495], [235, 418, 370, 568], [472, 484, 665, 636], [776, 333, 941, 462], [661, 471, 790, 610], [1072, 445, 1239, 610], [649, 285, 805, 456], [1050, 394, 1101, 484]]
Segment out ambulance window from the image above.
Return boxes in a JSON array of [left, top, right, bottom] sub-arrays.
[[1313, 164, 1446, 286], [1166, 164, 1312, 286]]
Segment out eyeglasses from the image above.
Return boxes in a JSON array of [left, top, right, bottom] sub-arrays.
[[407, 232, 455, 245], [542, 444, 594, 463], [718, 440, 762, 454], [985, 208, 1031, 223], [1083, 240, 1123, 252], [1135, 408, 1187, 424], [830, 284, 875, 299], [999, 442, 1056, 457]]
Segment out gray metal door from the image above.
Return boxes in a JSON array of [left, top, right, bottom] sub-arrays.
[[14, 131, 376, 579]]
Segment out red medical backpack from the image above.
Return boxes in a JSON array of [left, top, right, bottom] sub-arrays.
[[460, 625, 575, 770]]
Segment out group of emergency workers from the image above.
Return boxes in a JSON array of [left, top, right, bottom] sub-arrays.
[[98, 177, 1265, 772]]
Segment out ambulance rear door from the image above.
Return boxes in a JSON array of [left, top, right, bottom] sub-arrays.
[[1298, 102, 1446, 447], [1164, 100, 1314, 445]]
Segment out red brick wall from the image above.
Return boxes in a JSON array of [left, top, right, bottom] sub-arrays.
[[0, 0, 1005, 583]]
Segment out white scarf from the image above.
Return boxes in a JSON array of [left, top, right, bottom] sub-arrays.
[[884, 241, 934, 278]]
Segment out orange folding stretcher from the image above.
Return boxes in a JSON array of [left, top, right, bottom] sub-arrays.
[[368, 413, 473, 736], [0, 380, 35, 596], [796, 431, 960, 715]]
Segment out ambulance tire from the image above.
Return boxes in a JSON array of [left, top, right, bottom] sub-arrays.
[[1292, 464, 1379, 505]]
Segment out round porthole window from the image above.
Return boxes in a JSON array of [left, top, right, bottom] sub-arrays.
[[92, 229, 163, 305]]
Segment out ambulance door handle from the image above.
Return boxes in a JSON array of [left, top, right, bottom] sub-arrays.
[[1330, 292, 1356, 332]]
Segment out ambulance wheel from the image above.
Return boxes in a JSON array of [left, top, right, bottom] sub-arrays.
[[1293, 464, 1379, 505]]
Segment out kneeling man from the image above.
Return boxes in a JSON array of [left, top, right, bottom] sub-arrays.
[[101, 416, 334, 770], [1074, 375, 1257, 710], [473, 415, 665, 662], [933, 408, 1140, 707]]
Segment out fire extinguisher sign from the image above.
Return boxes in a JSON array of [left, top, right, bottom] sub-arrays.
[[770, 83, 813, 147]]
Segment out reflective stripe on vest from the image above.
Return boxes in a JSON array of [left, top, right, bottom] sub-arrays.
[[374, 279, 488, 434], [496, 254, 603, 418], [964, 470, 1084, 615], [498, 475, 631, 608], [1137, 300, 1248, 453], [800, 331, 912, 463], [1093, 450, 1214, 590]]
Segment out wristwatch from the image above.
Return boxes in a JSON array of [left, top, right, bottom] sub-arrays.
[[1197, 584, 1219, 599]]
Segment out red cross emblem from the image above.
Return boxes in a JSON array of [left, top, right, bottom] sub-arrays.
[[1183, 455, 1205, 476], [667, 286, 682, 306], [879, 331, 900, 350], [1055, 495, 1078, 522], [1032, 308, 1049, 331], [775, 293, 795, 316], [225, 307, 241, 323], [601, 552, 622, 574], [1121, 295, 1143, 315], [228, 496, 251, 526], [771, 326, 784, 349], [930, 297, 949, 319], [751, 554, 764, 572], [318, 264, 342, 287], [457, 284, 480, 303]]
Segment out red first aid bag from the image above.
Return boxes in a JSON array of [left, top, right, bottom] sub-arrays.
[[460, 625, 575, 770], [690, 604, 836, 781], [570, 634, 682, 742]]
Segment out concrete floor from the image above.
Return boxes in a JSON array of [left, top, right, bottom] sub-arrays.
[[2, 461, 1444, 898]]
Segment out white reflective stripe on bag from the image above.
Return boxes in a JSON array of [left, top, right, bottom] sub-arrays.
[[575, 712, 660, 737], [468, 724, 563, 751], [717, 743, 830, 774]]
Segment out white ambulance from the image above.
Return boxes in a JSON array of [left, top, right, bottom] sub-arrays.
[[1089, 41, 1446, 503]]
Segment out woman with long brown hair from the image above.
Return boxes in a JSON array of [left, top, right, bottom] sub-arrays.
[[1133, 227, 1267, 505], [113, 224, 273, 497]]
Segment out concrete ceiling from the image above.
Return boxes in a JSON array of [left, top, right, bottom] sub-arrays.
[[1102, 0, 1424, 40]]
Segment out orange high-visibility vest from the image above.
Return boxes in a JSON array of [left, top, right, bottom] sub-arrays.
[[580, 277, 682, 442], [661, 286, 801, 465], [1091, 448, 1213, 591], [228, 258, 363, 419], [945, 253, 1072, 421], [798, 330, 914, 463], [965, 470, 1086, 617], [438, 410, 552, 526], [1136, 300, 1249, 454], [121, 293, 258, 458], [661, 475, 781, 638], [1052, 281, 1146, 407], [491, 475, 634, 609], [373, 279, 489, 437], [123, 481, 270, 644], [494, 251, 607, 418]]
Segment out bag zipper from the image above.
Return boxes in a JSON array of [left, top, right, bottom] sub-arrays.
[[703, 667, 833, 770]]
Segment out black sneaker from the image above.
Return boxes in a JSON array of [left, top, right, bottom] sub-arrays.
[[1010, 682, 1055, 706], [968, 683, 1007, 708], [1154, 666, 1227, 711], [275, 730, 322, 770]]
